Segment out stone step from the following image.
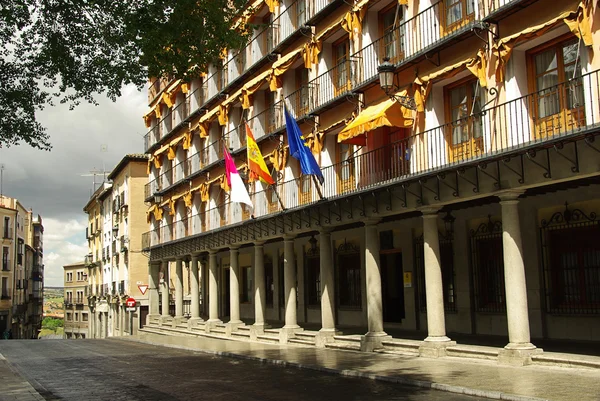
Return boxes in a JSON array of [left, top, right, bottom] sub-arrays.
[[288, 338, 315, 346], [532, 352, 600, 370], [231, 331, 251, 339], [264, 328, 280, 335], [257, 334, 280, 344], [325, 342, 361, 352], [209, 327, 227, 335], [379, 339, 421, 356], [446, 345, 499, 361], [295, 331, 317, 339]]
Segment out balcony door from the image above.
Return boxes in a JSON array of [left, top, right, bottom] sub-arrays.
[[441, 0, 475, 36], [333, 39, 352, 97], [528, 36, 585, 140], [336, 142, 355, 193], [380, 4, 404, 64], [444, 78, 483, 162]]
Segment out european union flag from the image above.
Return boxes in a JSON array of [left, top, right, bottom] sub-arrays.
[[284, 106, 325, 185]]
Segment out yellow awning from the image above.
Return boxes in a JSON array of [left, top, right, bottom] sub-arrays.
[[341, 0, 370, 41], [338, 95, 414, 143], [270, 47, 303, 91]]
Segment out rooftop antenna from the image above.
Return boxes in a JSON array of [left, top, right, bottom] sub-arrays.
[[101, 144, 108, 182], [81, 168, 111, 195]]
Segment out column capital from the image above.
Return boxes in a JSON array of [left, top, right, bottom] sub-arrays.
[[229, 245, 240, 251], [364, 218, 381, 227], [208, 249, 218, 255], [283, 234, 296, 241], [254, 241, 265, 247], [420, 206, 441, 216], [497, 190, 525, 203], [319, 227, 333, 235]]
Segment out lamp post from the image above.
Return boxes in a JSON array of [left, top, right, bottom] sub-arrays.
[[153, 193, 163, 204], [442, 211, 455, 239], [377, 57, 417, 110]]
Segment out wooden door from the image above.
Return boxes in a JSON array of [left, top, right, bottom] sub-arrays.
[[337, 142, 355, 193], [333, 39, 352, 97], [445, 78, 483, 162], [441, 0, 475, 36], [529, 37, 585, 139]]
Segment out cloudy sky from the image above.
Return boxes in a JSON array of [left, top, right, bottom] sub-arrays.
[[0, 85, 148, 287]]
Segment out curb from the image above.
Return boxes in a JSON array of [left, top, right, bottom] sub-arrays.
[[124, 335, 549, 401]]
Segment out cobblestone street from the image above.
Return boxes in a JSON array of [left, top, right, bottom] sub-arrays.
[[0, 339, 494, 401]]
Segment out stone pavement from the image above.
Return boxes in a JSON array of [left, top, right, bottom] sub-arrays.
[[0, 353, 44, 401], [131, 331, 600, 401]]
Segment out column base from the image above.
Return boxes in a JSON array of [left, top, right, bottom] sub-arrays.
[[146, 314, 161, 326], [498, 343, 542, 366], [360, 332, 391, 352], [316, 328, 340, 348], [280, 326, 303, 344], [159, 316, 173, 326], [226, 321, 245, 335], [173, 316, 188, 326], [419, 336, 456, 358], [249, 323, 269, 340], [187, 317, 204, 330]]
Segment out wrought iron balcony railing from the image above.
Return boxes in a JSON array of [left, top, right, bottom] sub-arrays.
[[143, 68, 600, 248]]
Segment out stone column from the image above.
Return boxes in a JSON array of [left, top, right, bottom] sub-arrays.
[[317, 229, 337, 347], [498, 191, 538, 365], [207, 250, 221, 324], [419, 208, 454, 357], [229, 247, 242, 325], [283, 236, 299, 330], [148, 261, 160, 318], [160, 261, 170, 320], [361, 220, 390, 352], [174, 258, 184, 320], [254, 242, 266, 329], [189, 254, 202, 326]]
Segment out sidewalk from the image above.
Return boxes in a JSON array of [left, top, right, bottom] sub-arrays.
[[0, 353, 44, 401], [129, 331, 600, 401]]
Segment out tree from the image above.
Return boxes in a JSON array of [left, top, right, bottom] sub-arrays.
[[1, 0, 249, 150]]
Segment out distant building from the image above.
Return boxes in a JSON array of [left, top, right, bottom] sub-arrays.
[[0, 196, 44, 339], [63, 261, 89, 339], [84, 154, 149, 338]]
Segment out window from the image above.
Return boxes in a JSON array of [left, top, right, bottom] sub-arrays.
[[544, 224, 600, 314], [218, 189, 227, 227], [66, 272, 73, 282], [336, 242, 361, 308], [379, 4, 404, 64], [2, 247, 9, 271], [333, 39, 351, 96], [3, 217, 9, 239], [415, 235, 456, 312], [1, 277, 8, 299], [442, 0, 475, 35], [67, 313, 72, 321], [336, 143, 355, 194], [471, 219, 505, 313], [528, 35, 585, 139], [241, 266, 253, 303], [265, 258, 274, 306], [265, 91, 278, 134], [444, 77, 483, 162], [82, 313, 88, 322], [75, 313, 79, 322]]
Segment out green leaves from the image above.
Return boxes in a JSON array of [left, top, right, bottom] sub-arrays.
[[1, 0, 248, 150]]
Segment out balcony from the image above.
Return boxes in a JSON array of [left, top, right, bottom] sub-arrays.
[[144, 69, 600, 248], [481, 0, 540, 22], [247, 101, 284, 141]]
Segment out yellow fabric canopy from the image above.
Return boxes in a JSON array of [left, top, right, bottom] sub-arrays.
[[241, 70, 271, 109], [304, 131, 326, 154], [218, 103, 230, 126], [337, 95, 414, 143], [265, 0, 279, 13], [303, 38, 322, 69], [492, 3, 591, 83], [466, 49, 488, 88], [146, 204, 164, 223], [398, 0, 408, 4], [270, 48, 303, 91], [268, 147, 288, 171], [341, 0, 369, 41]]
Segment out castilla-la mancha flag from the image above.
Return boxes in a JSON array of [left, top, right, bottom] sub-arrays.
[[246, 123, 275, 185], [224, 146, 253, 208]]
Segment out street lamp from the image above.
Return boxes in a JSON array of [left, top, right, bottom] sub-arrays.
[[378, 57, 417, 111], [308, 235, 318, 252], [153, 192, 163, 204], [442, 211, 455, 237]]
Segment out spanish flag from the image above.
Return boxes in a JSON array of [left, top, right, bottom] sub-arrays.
[[246, 124, 275, 185]]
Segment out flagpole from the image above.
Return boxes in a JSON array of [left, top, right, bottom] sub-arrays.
[[271, 167, 286, 211], [311, 175, 325, 200]]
